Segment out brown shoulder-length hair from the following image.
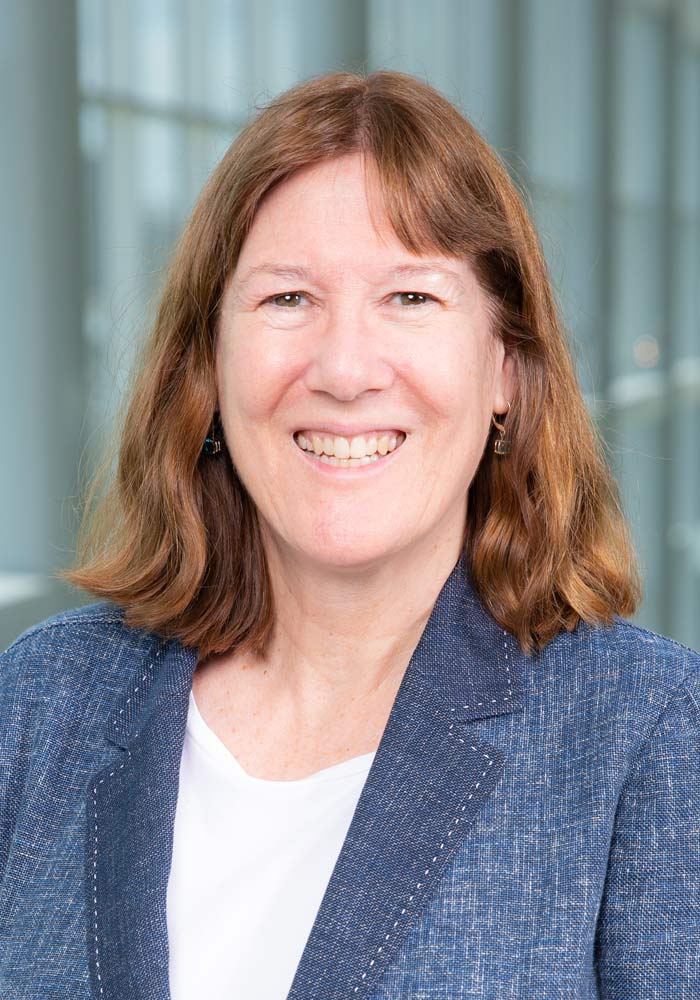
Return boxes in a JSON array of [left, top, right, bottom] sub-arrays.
[[61, 69, 643, 658]]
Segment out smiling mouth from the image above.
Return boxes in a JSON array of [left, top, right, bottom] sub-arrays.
[[293, 430, 407, 467]]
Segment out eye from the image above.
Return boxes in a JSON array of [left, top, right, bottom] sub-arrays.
[[263, 291, 309, 308], [393, 292, 436, 306], [261, 289, 437, 309]]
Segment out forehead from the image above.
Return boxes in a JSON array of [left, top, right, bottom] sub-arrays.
[[253, 154, 387, 228], [232, 154, 475, 288]]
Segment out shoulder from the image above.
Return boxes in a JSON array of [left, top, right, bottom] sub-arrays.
[[2, 600, 161, 654], [0, 601, 164, 705], [535, 613, 700, 747], [543, 611, 700, 685], [3, 600, 126, 652]]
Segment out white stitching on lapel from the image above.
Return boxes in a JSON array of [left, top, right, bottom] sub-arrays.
[[351, 747, 497, 992]]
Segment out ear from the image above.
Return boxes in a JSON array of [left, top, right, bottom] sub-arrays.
[[493, 349, 516, 414]]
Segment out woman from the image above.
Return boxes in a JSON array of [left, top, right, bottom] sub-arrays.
[[1, 69, 698, 1000]]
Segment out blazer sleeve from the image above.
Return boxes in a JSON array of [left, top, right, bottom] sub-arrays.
[[0, 635, 42, 883], [594, 665, 700, 998]]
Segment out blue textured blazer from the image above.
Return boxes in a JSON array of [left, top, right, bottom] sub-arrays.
[[1, 554, 699, 999]]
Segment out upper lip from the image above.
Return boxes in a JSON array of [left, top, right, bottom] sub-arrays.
[[294, 424, 406, 437]]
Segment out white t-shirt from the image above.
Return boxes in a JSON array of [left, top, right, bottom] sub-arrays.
[[166, 689, 376, 1000]]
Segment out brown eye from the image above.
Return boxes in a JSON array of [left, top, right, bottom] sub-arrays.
[[395, 292, 433, 306], [266, 292, 306, 307]]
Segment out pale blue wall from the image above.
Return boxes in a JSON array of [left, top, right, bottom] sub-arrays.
[[2, 0, 699, 650]]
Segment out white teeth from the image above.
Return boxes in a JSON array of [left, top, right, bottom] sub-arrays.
[[317, 454, 376, 467], [294, 430, 406, 463]]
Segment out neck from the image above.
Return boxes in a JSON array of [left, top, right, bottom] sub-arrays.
[[251, 529, 465, 721]]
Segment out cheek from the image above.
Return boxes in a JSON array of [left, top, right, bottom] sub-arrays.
[[409, 347, 495, 473], [215, 328, 291, 422], [407, 341, 490, 420]]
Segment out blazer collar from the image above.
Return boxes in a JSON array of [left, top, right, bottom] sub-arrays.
[[90, 552, 529, 1000]]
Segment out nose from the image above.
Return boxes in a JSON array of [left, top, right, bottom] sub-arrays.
[[302, 300, 395, 401]]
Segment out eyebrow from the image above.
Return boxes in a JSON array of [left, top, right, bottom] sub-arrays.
[[235, 261, 465, 289]]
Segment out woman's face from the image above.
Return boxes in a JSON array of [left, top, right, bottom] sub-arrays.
[[216, 152, 515, 571]]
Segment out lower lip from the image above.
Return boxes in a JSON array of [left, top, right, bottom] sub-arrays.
[[293, 438, 406, 477]]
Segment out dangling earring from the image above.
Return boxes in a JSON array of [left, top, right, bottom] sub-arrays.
[[491, 400, 511, 455], [202, 413, 222, 456]]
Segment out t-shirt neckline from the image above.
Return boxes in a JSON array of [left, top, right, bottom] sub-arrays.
[[187, 688, 376, 788]]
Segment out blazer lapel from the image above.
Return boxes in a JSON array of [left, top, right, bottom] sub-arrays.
[[285, 554, 527, 999], [86, 636, 197, 1000], [85, 553, 528, 1000]]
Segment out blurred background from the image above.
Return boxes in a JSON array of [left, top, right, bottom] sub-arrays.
[[1, 0, 699, 651]]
